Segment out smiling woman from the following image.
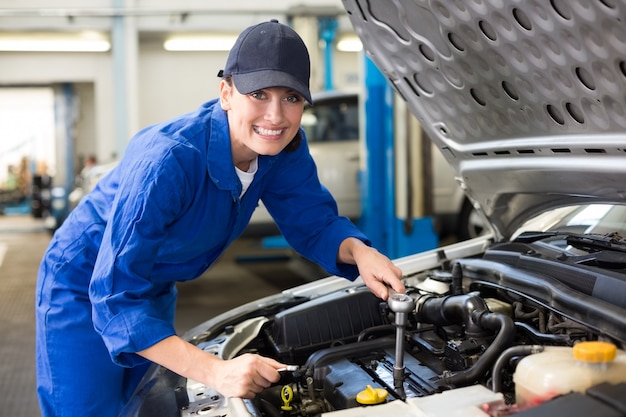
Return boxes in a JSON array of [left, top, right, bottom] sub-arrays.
[[34, 19, 405, 417]]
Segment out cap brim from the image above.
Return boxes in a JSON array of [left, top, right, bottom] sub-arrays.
[[233, 70, 313, 105]]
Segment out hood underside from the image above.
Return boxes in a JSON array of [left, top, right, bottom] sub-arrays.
[[342, 0, 626, 239]]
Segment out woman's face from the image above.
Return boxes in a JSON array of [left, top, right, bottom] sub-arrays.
[[220, 81, 305, 162]]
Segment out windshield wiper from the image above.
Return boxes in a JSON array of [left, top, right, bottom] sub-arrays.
[[515, 231, 626, 254], [566, 232, 626, 254]]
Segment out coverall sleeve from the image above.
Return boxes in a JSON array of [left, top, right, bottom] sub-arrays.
[[88, 143, 196, 367], [261, 136, 369, 279]]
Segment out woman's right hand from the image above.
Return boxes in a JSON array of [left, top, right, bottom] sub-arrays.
[[207, 353, 286, 398], [137, 336, 286, 399]]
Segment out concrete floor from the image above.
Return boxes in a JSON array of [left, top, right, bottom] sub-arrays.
[[0, 214, 320, 417]]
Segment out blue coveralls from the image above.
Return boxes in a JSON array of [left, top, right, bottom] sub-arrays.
[[35, 99, 367, 417]]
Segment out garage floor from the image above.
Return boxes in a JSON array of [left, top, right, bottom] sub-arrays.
[[0, 214, 321, 417]]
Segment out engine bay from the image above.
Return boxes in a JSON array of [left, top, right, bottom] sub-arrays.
[[165, 241, 626, 417], [124, 234, 626, 417]]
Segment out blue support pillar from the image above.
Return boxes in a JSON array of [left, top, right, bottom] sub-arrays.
[[359, 57, 395, 256], [318, 17, 337, 91], [359, 57, 438, 258]]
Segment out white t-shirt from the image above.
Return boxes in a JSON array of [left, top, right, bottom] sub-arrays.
[[235, 156, 258, 198]]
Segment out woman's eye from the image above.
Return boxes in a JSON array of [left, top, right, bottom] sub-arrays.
[[250, 91, 266, 100], [285, 94, 302, 104]]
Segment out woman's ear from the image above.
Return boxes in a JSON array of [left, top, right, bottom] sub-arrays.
[[219, 80, 232, 111]]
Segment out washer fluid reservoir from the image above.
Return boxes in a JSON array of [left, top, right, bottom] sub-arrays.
[[513, 341, 626, 408]]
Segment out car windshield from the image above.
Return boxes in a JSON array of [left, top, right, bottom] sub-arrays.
[[300, 94, 358, 143], [514, 204, 626, 244]]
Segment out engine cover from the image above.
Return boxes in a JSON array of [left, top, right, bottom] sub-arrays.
[[268, 289, 386, 362], [306, 338, 442, 409]]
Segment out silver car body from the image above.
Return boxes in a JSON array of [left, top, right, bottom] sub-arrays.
[[344, 0, 626, 239]]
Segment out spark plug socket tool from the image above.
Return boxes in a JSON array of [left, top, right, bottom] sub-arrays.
[[387, 290, 415, 396]]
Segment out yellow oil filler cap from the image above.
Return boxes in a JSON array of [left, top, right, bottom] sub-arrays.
[[280, 385, 294, 411], [356, 385, 388, 405], [573, 341, 617, 363]]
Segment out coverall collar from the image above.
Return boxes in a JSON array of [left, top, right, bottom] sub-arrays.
[[207, 106, 280, 195]]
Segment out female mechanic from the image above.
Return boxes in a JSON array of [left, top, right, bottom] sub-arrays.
[[35, 19, 404, 417]]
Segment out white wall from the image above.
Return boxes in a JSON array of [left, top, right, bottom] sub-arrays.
[[138, 42, 226, 127]]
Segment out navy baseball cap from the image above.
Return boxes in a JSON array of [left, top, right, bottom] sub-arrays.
[[218, 19, 312, 104]]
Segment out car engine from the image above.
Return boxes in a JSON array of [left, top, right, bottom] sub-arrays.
[[127, 237, 626, 417]]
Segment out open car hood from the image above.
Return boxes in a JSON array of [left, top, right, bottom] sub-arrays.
[[342, 0, 626, 239]]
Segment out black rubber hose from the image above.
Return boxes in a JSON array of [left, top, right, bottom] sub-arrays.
[[258, 398, 282, 417], [514, 321, 571, 345], [416, 292, 490, 336], [491, 345, 544, 393], [304, 337, 395, 386], [439, 311, 516, 387], [357, 324, 395, 342], [451, 262, 464, 295]]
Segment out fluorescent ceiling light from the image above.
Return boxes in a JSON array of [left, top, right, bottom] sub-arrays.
[[336, 34, 362, 52], [0, 31, 110, 52], [164, 35, 237, 51]]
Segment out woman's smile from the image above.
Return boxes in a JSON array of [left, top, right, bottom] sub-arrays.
[[253, 125, 285, 137]]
